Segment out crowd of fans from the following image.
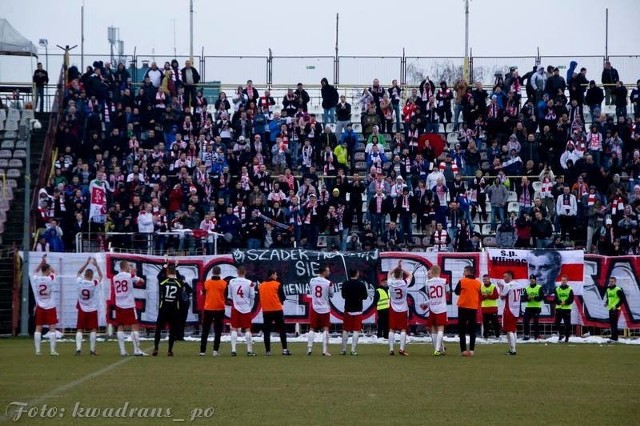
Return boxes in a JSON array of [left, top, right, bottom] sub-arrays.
[[31, 58, 640, 255]]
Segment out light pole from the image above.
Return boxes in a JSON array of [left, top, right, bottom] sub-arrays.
[[38, 39, 48, 72], [20, 118, 39, 336], [38, 39, 49, 112], [463, 0, 470, 81]]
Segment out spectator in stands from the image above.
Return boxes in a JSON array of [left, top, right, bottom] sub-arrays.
[[486, 178, 508, 233], [181, 60, 200, 108], [601, 61, 620, 106], [294, 83, 310, 112], [320, 78, 339, 124], [33, 62, 49, 113], [630, 80, 640, 119], [144, 62, 163, 88], [389, 79, 403, 132], [612, 81, 628, 118]]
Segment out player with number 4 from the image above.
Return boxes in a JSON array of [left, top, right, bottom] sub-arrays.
[[387, 260, 413, 356], [228, 266, 257, 357], [420, 265, 448, 356], [111, 260, 147, 356], [75, 257, 103, 356], [33, 254, 60, 356], [307, 264, 334, 356]]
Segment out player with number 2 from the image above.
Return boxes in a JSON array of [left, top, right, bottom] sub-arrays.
[[33, 254, 59, 356]]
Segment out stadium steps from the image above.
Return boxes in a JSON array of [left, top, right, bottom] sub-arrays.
[[0, 257, 14, 335], [1, 112, 50, 250]]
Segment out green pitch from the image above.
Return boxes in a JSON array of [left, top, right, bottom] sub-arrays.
[[0, 339, 639, 425]]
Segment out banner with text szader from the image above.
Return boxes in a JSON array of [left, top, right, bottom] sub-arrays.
[[21, 251, 640, 329]]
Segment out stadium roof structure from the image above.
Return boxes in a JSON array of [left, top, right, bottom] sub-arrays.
[[0, 19, 38, 57]]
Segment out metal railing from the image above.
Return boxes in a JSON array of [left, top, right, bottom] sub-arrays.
[[34, 52, 640, 89], [74, 230, 224, 256]]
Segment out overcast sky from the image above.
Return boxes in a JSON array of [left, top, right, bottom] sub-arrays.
[[2, 0, 639, 83]]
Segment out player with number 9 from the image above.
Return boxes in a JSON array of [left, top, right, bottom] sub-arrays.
[[75, 257, 103, 356]]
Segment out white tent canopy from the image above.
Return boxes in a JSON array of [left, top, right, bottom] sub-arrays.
[[0, 18, 37, 57]]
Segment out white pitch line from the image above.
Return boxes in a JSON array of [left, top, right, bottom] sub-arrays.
[[0, 347, 152, 424]]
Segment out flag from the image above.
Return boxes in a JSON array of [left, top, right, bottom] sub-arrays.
[[89, 179, 108, 223]]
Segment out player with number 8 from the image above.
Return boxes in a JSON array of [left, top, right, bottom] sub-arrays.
[[75, 257, 103, 356], [307, 264, 334, 356]]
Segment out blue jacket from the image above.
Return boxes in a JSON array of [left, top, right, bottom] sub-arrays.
[[340, 129, 358, 152], [567, 61, 578, 83], [269, 119, 283, 143]]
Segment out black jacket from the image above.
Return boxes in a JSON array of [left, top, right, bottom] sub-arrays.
[[321, 84, 339, 109], [336, 102, 351, 121], [585, 86, 605, 106], [33, 69, 49, 87], [601, 67, 619, 85], [342, 279, 368, 312], [180, 66, 201, 85]]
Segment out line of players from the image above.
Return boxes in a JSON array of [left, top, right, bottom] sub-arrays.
[[31, 255, 627, 356]]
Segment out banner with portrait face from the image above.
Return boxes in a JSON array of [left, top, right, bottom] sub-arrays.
[[21, 250, 640, 329]]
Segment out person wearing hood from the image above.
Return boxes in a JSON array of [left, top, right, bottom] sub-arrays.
[[320, 77, 339, 124], [566, 61, 578, 84], [585, 80, 604, 122], [560, 141, 583, 170], [530, 66, 547, 102]]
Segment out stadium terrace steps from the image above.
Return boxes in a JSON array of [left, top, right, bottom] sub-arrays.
[[0, 112, 50, 250]]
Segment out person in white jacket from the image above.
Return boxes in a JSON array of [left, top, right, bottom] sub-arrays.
[[560, 141, 583, 170], [530, 66, 547, 102], [555, 185, 577, 241], [137, 203, 155, 233]]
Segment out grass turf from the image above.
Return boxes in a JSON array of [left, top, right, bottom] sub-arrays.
[[0, 338, 639, 425]]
